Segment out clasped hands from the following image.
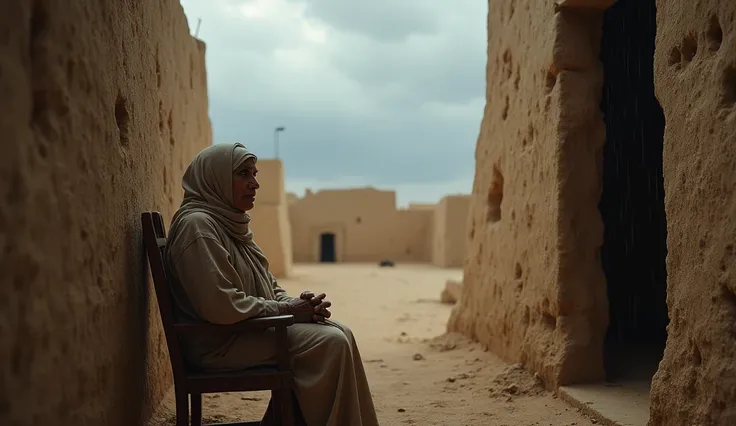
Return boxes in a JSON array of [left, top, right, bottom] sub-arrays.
[[280, 290, 332, 323]]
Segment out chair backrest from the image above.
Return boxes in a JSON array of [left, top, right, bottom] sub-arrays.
[[141, 211, 187, 382]]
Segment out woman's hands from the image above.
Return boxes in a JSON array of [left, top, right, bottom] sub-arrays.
[[300, 290, 332, 322], [279, 290, 332, 323]]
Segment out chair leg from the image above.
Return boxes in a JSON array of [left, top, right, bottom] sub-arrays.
[[261, 397, 276, 426], [269, 391, 282, 425], [190, 393, 202, 426], [175, 389, 189, 426], [279, 388, 294, 426]]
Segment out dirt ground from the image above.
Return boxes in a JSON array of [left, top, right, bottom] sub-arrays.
[[149, 264, 597, 426]]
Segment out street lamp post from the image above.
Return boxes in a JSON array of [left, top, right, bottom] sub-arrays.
[[274, 126, 286, 159]]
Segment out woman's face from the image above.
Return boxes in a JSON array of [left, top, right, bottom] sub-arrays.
[[232, 158, 260, 211]]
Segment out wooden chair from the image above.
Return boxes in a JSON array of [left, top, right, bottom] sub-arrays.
[[141, 211, 296, 426]]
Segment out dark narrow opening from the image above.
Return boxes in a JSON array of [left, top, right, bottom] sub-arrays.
[[319, 233, 336, 263], [115, 93, 131, 147], [598, 0, 668, 384]]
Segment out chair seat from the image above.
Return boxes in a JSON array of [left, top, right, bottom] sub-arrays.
[[187, 365, 279, 377], [186, 366, 292, 394]]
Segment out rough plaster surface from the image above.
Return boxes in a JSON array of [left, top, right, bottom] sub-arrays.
[[0, 1, 211, 424], [648, 1, 736, 424], [248, 160, 293, 278], [432, 195, 472, 268], [450, 0, 736, 423], [448, 0, 609, 388], [290, 188, 434, 263]]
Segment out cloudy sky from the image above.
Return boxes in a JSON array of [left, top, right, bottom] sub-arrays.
[[179, 0, 486, 206]]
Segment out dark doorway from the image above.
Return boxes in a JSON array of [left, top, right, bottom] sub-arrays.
[[598, 0, 668, 382], [319, 233, 336, 263]]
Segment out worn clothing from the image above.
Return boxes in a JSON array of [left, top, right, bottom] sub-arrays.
[[165, 143, 379, 426], [202, 318, 376, 426]]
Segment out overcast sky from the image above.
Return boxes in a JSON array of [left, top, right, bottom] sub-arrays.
[[179, 0, 486, 206]]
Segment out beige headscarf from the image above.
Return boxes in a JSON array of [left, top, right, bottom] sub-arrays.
[[167, 142, 272, 284], [170, 142, 256, 241]]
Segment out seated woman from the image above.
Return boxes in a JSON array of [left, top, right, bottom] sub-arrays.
[[165, 142, 379, 426]]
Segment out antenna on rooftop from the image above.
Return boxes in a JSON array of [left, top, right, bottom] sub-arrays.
[[194, 18, 202, 38], [274, 126, 286, 159]]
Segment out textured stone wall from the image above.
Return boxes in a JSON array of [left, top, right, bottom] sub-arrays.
[[448, 0, 609, 387], [0, 1, 211, 425], [450, 0, 736, 423], [649, 1, 736, 424], [249, 160, 293, 278]]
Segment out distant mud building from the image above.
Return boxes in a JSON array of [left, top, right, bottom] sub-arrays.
[[248, 177, 472, 271]]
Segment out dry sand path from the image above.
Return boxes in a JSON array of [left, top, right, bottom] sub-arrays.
[[151, 264, 596, 426]]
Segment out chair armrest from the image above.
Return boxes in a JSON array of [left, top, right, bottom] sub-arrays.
[[172, 315, 295, 334]]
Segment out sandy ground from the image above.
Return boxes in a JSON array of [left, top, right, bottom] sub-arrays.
[[150, 264, 596, 426]]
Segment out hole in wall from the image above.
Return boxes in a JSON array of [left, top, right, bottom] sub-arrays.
[[356, 216, 362, 224], [680, 33, 698, 63], [692, 343, 702, 366], [527, 124, 535, 144], [486, 165, 504, 223], [158, 100, 165, 133], [502, 48, 512, 64], [545, 66, 557, 93], [541, 312, 556, 329], [667, 47, 681, 66], [168, 109, 175, 146], [706, 15, 723, 52], [114, 92, 130, 147], [721, 282, 736, 315], [721, 66, 736, 107], [156, 51, 162, 88], [514, 262, 522, 279], [598, 0, 668, 384]]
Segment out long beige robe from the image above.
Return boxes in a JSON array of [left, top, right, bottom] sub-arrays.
[[165, 143, 378, 426]]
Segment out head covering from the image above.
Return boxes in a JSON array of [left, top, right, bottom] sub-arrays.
[[165, 142, 281, 322], [171, 142, 257, 242]]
